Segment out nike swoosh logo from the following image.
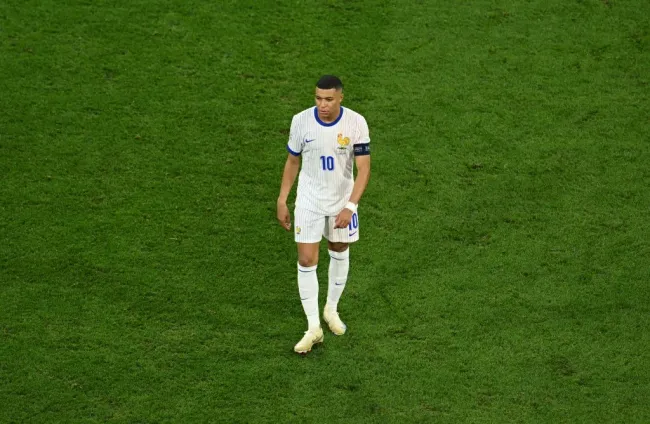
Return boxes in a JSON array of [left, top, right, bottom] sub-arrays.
[[301, 297, 309, 301], [305, 139, 315, 143], [349, 231, 357, 236], [335, 282, 345, 286]]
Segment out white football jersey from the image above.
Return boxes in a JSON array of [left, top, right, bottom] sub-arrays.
[[287, 106, 370, 216]]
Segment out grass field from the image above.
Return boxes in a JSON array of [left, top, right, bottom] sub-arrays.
[[1, 0, 649, 422]]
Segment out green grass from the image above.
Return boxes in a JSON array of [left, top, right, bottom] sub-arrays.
[[1, 0, 649, 422]]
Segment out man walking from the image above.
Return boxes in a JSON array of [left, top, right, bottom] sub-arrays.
[[277, 75, 371, 354]]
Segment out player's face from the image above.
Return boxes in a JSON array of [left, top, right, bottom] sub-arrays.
[[315, 88, 343, 122]]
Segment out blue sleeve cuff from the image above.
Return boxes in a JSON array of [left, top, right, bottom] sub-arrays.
[[287, 145, 301, 156]]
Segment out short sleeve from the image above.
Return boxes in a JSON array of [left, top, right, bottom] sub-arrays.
[[353, 116, 370, 156], [286, 115, 303, 156]]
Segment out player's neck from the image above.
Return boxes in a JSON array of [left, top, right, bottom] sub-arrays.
[[318, 108, 341, 124]]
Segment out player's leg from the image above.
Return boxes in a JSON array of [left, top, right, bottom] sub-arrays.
[[322, 212, 360, 335], [326, 241, 349, 315], [294, 242, 324, 353], [296, 241, 320, 331], [293, 208, 325, 353]]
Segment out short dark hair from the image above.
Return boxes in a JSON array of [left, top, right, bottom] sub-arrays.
[[316, 75, 343, 91]]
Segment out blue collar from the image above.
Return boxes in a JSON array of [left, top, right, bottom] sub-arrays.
[[314, 106, 344, 127]]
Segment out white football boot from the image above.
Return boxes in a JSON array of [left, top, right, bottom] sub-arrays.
[[294, 327, 324, 354], [323, 306, 347, 335]]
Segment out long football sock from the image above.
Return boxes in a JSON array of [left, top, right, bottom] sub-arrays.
[[297, 263, 320, 330], [326, 249, 349, 312]]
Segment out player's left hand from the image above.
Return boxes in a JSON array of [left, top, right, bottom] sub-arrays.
[[334, 208, 353, 229]]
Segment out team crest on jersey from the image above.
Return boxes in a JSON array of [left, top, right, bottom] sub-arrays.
[[337, 133, 351, 154]]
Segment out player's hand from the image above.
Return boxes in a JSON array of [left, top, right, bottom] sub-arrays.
[[276, 201, 291, 231], [334, 208, 353, 229]]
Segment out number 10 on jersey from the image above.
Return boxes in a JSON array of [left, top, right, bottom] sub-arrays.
[[320, 155, 334, 171]]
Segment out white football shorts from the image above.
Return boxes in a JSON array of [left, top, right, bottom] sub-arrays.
[[294, 206, 360, 244]]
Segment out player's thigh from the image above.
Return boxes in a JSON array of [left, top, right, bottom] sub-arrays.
[[324, 211, 360, 244], [294, 207, 326, 244]]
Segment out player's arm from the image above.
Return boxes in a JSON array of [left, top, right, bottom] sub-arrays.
[[349, 118, 371, 206], [334, 154, 371, 229], [349, 154, 371, 205], [277, 153, 301, 231]]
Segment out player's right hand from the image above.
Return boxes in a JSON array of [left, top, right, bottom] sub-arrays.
[[276, 201, 291, 231]]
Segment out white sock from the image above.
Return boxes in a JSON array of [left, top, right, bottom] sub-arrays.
[[297, 263, 320, 330], [326, 249, 349, 312]]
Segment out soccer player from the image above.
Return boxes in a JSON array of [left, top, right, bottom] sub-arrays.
[[276, 75, 371, 354]]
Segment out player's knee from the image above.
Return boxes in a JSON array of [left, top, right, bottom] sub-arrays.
[[327, 242, 349, 253], [298, 256, 318, 267]]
